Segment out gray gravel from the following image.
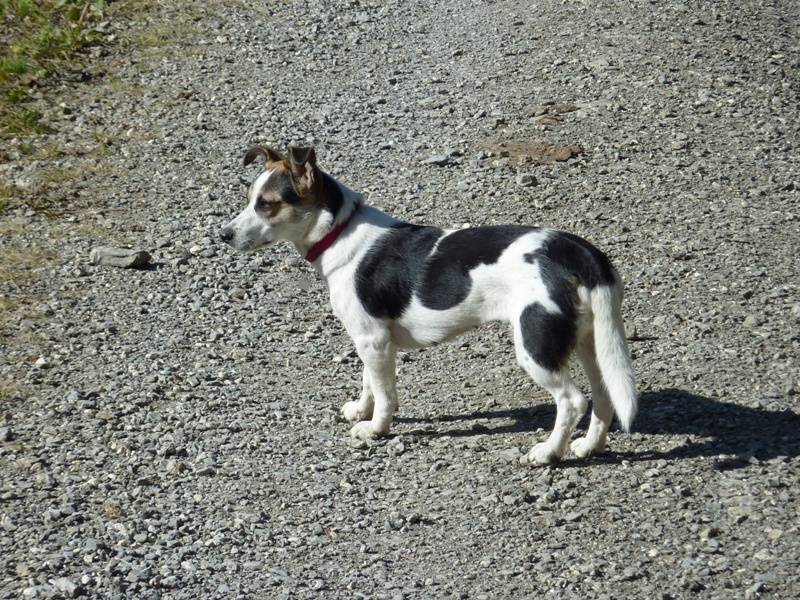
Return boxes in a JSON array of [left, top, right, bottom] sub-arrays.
[[1, 0, 799, 597]]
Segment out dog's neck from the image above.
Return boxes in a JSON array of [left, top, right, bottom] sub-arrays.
[[294, 177, 363, 266], [303, 199, 362, 263]]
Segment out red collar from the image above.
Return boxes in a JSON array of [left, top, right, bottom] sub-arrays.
[[304, 200, 362, 263]]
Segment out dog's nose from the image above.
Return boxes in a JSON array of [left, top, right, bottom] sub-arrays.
[[219, 228, 234, 243]]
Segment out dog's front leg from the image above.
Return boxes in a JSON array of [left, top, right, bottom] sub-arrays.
[[341, 368, 375, 423], [347, 336, 398, 440]]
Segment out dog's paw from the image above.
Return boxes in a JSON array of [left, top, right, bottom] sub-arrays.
[[570, 437, 604, 459], [349, 421, 388, 440], [521, 442, 561, 466], [341, 401, 373, 423]]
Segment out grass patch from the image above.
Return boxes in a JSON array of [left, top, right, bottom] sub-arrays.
[[0, 243, 54, 285], [0, 0, 111, 138], [0, 380, 23, 403], [1, 104, 49, 135], [131, 20, 199, 49], [0, 181, 12, 212]]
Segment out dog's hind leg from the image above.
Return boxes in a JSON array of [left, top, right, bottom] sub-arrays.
[[341, 368, 375, 423], [519, 363, 588, 465], [348, 335, 398, 440], [570, 336, 613, 458], [514, 304, 587, 465]]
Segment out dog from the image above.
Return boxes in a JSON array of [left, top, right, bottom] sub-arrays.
[[220, 145, 637, 464]]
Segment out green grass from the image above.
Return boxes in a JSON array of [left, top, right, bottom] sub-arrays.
[[0, 0, 110, 138], [0, 242, 54, 285], [0, 181, 12, 212]]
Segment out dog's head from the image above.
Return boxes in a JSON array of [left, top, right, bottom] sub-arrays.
[[220, 145, 332, 252]]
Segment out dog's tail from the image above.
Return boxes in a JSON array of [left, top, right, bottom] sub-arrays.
[[590, 275, 638, 432]]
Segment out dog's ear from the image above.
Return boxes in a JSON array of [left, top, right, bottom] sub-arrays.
[[287, 146, 322, 201], [243, 146, 285, 167]]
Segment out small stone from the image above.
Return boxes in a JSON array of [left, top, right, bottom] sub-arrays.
[[171, 256, 190, 267], [766, 528, 783, 540], [126, 568, 150, 583], [516, 173, 538, 187], [34, 470, 55, 488], [0, 427, 11, 442], [85, 538, 107, 552], [166, 459, 186, 474], [53, 577, 83, 599], [103, 499, 124, 518], [424, 154, 450, 166], [43, 508, 62, 522], [90, 247, 152, 268], [742, 315, 758, 327], [23, 586, 52, 598], [498, 447, 522, 462], [417, 97, 443, 110], [625, 319, 638, 340]]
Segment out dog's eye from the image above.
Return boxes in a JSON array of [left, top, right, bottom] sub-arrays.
[[256, 198, 279, 209]]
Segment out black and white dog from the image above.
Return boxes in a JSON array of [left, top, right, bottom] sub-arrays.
[[220, 146, 637, 464]]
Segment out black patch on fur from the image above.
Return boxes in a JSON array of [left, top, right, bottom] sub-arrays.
[[321, 172, 344, 216], [520, 302, 577, 372], [259, 171, 301, 206], [518, 231, 615, 371], [418, 226, 531, 310], [536, 259, 580, 319], [524, 231, 615, 290], [356, 225, 443, 319], [355, 225, 531, 318]]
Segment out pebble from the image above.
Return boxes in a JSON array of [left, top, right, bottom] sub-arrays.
[[89, 247, 152, 268], [52, 577, 83, 599], [424, 154, 451, 166], [494, 447, 520, 464], [742, 315, 759, 327], [515, 173, 538, 187]]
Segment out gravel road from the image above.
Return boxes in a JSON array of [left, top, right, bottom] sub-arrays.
[[1, 0, 799, 598]]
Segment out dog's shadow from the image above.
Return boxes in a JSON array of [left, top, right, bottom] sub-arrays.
[[396, 388, 800, 469]]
